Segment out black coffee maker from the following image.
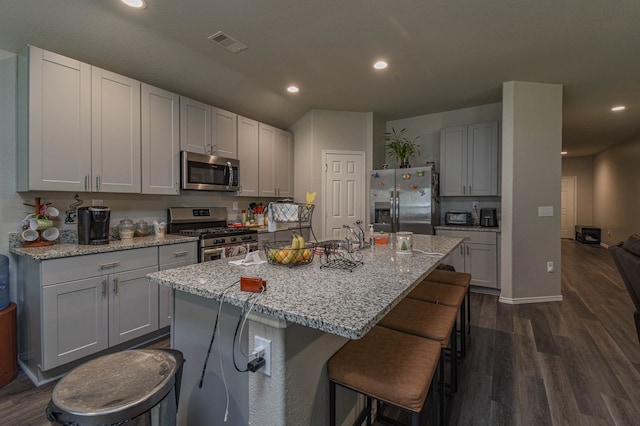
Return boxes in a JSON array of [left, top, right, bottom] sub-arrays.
[[78, 206, 111, 245]]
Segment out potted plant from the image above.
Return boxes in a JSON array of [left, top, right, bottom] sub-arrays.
[[384, 127, 421, 168]]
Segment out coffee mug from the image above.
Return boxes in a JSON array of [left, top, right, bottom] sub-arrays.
[[45, 206, 59, 218], [42, 227, 60, 241], [29, 217, 53, 231], [21, 229, 39, 242]]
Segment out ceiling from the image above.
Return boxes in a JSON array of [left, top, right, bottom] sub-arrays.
[[1, 0, 639, 157]]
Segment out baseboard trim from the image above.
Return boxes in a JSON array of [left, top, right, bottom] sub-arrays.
[[499, 294, 563, 305]]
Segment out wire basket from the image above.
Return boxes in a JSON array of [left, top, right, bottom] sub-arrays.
[[315, 240, 364, 272], [264, 241, 316, 267], [269, 203, 314, 223]]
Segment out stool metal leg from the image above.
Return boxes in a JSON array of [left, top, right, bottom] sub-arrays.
[[450, 320, 458, 394], [439, 353, 446, 426], [460, 296, 467, 357], [330, 381, 336, 426]]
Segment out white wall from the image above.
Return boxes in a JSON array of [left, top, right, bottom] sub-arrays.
[[593, 136, 640, 246], [501, 81, 563, 303]]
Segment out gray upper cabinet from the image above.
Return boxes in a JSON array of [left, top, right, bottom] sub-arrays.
[[91, 67, 141, 193], [275, 129, 294, 198], [18, 46, 144, 194], [440, 121, 499, 196], [141, 84, 180, 195], [237, 115, 260, 197], [179, 96, 211, 155], [17, 46, 92, 192], [258, 123, 277, 197], [212, 107, 237, 159]]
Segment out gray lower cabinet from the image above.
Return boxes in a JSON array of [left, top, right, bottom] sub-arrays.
[[17, 244, 198, 383], [436, 229, 499, 289], [158, 243, 197, 328]]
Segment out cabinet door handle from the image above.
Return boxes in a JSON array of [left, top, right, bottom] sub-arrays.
[[101, 279, 107, 298], [113, 277, 119, 295], [460, 245, 463, 255], [84, 175, 89, 191], [174, 251, 189, 257], [466, 245, 470, 255], [469, 185, 472, 194], [463, 185, 466, 195], [96, 175, 100, 191], [99, 261, 120, 269]]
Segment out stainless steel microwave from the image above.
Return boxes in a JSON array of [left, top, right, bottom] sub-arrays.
[[181, 151, 239, 191]]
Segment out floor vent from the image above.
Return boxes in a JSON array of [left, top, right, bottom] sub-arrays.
[[207, 31, 248, 54]]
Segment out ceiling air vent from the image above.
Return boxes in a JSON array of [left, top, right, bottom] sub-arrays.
[[207, 31, 248, 54]]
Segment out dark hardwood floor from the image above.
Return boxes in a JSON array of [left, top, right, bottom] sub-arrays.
[[2, 240, 639, 425]]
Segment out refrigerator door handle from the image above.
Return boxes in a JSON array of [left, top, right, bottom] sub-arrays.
[[395, 190, 400, 232]]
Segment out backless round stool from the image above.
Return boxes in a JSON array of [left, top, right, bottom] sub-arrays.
[[46, 349, 184, 426]]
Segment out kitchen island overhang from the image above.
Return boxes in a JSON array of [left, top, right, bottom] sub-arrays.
[[147, 234, 463, 425]]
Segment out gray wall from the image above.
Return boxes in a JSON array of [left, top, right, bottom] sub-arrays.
[[562, 156, 594, 226], [593, 135, 640, 246], [501, 81, 563, 303]]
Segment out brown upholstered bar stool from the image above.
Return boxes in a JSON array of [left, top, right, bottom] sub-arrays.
[[425, 269, 472, 355], [378, 298, 458, 401], [328, 326, 442, 426], [408, 280, 468, 357]]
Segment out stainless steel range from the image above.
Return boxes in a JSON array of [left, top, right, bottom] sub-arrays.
[[167, 207, 258, 262]]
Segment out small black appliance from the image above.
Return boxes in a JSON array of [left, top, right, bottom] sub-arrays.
[[479, 208, 498, 227], [78, 206, 111, 245]]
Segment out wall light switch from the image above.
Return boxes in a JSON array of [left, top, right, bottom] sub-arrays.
[[538, 206, 553, 217], [233, 201, 238, 210]]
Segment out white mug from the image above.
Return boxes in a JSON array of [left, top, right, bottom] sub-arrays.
[[21, 229, 39, 242], [42, 227, 60, 241]]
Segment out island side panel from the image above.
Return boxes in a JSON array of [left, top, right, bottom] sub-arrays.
[[248, 321, 365, 426], [173, 291, 248, 426]]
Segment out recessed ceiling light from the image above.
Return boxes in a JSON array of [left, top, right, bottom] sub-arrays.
[[611, 105, 626, 112], [287, 86, 299, 93], [121, 0, 147, 9], [373, 61, 388, 70], [561, 151, 568, 155]]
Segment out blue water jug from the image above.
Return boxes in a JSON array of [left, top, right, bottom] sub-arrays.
[[0, 255, 9, 311]]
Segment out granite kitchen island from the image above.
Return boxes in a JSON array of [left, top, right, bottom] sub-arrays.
[[147, 234, 462, 425]]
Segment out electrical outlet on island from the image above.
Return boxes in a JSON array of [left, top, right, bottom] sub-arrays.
[[472, 201, 479, 210]]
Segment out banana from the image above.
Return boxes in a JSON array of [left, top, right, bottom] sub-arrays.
[[281, 233, 301, 264], [292, 233, 305, 263]]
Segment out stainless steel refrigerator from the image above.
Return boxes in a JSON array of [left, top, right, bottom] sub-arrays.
[[370, 165, 440, 234]]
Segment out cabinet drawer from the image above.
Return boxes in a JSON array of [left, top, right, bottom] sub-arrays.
[[159, 242, 197, 265], [437, 229, 497, 245], [41, 247, 157, 285]]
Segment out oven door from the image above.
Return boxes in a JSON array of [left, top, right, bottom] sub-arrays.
[[201, 247, 224, 262], [201, 242, 259, 263]]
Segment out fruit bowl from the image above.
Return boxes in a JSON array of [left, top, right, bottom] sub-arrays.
[[264, 241, 315, 266]]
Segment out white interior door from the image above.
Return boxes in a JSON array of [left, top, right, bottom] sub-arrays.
[[561, 176, 577, 239], [323, 151, 366, 240]]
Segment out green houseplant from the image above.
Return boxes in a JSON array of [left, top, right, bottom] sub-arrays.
[[384, 127, 420, 168]]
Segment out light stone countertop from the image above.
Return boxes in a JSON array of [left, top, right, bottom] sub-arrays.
[[10, 234, 199, 261], [147, 234, 463, 339], [435, 225, 501, 233]]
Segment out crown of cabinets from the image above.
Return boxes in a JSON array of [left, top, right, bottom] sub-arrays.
[[440, 121, 500, 196], [18, 46, 180, 195]]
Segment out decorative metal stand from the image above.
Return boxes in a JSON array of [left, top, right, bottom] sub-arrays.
[[316, 240, 364, 272], [268, 202, 317, 243]]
